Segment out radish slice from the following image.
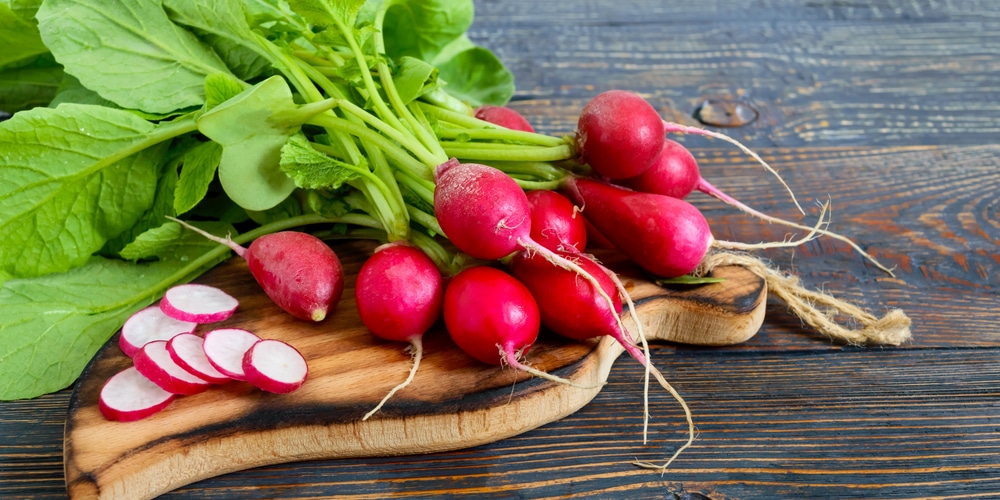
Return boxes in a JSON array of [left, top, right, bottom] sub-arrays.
[[166, 333, 231, 384], [202, 328, 261, 381], [242, 339, 309, 394], [119, 306, 197, 358], [99, 367, 176, 422], [133, 340, 212, 395], [160, 284, 239, 323]]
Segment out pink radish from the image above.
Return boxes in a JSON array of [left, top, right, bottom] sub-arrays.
[[442, 266, 540, 366], [474, 105, 535, 132], [526, 190, 587, 253], [119, 306, 197, 358], [621, 139, 896, 275], [242, 339, 308, 393], [202, 328, 262, 381], [99, 367, 176, 422], [132, 340, 212, 395], [166, 333, 232, 384], [575, 90, 665, 179], [354, 242, 444, 419], [168, 219, 345, 322], [160, 283, 239, 323]]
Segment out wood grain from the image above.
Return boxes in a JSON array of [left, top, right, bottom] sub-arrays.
[[62, 241, 766, 499]]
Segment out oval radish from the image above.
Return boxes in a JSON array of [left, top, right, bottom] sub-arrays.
[[168, 219, 345, 322], [202, 328, 262, 381], [576, 90, 665, 179], [526, 190, 587, 253], [475, 105, 535, 132], [166, 333, 231, 384], [119, 306, 197, 358], [242, 339, 308, 393], [99, 366, 176, 422], [132, 340, 212, 396], [160, 283, 239, 323], [443, 266, 540, 366]]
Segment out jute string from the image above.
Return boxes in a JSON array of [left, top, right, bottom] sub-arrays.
[[694, 251, 912, 346]]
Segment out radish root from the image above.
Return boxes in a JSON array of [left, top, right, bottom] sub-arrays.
[[713, 200, 830, 252], [695, 251, 912, 346], [364, 337, 424, 421], [501, 347, 603, 390], [662, 120, 805, 215]]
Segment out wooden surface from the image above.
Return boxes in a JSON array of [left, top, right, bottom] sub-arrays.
[[2, 0, 999, 498], [63, 242, 765, 500]]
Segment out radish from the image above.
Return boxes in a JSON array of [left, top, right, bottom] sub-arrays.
[[242, 339, 308, 394], [98, 367, 176, 422], [119, 306, 197, 358], [132, 340, 212, 396], [526, 190, 587, 253], [166, 333, 232, 384], [160, 283, 239, 323], [565, 177, 827, 278], [354, 242, 444, 420], [202, 328, 262, 381], [168, 218, 345, 322], [621, 139, 895, 275], [474, 105, 535, 132], [575, 90, 665, 179]]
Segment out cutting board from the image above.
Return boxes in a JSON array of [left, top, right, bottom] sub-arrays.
[[64, 240, 766, 500]]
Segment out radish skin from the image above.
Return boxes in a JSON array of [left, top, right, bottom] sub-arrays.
[[576, 90, 665, 179], [167, 333, 232, 384], [160, 284, 239, 323], [132, 340, 212, 396], [120, 306, 197, 358], [475, 105, 535, 132], [242, 339, 308, 394], [526, 190, 587, 253]]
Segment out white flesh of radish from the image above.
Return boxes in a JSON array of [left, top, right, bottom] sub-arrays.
[[120, 306, 197, 358], [99, 367, 176, 422], [133, 340, 211, 395], [160, 284, 239, 323], [202, 328, 261, 381], [242, 339, 309, 393], [166, 333, 231, 384]]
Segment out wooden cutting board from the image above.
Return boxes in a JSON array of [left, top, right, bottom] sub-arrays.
[[63, 240, 766, 500]]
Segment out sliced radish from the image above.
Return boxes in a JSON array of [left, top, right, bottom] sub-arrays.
[[166, 333, 232, 384], [133, 340, 212, 395], [119, 306, 198, 358], [159, 284, 239, 323], [99, 366, 176, 422], [202, 328, 261, 381], [242, 339, 309, 394]]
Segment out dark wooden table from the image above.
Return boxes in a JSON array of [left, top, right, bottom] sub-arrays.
[[3, 1, 999, 498]]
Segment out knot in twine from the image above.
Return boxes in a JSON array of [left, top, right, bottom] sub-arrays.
[[694, 251, 912, 346]]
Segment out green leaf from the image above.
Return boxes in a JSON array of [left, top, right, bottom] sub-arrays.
[[392, 56, 438, 105], [204, 72, 248, 110], [0, 55, 62, 113], [118, 221, 184, 261], [35, 0, 233, 114], [280, 132, 363, 190], [0, 232, 227, 400], [286, 0, 366, 28], [196, 75, 305, 211], [174, 140, 222, 215], [163, 0, 273, 81], [435, 44, 514, 107], [99, 140, 176, 258], [0, 2, 49, 68], [0, 103, 197, 279]]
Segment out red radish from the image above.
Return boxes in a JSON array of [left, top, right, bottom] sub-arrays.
[[509, 250, 645, 363], [526, 190, 587, 253], [242, 339, 308, 393], [565, 177, 712, 278], [582, 216, 616, 250], [202, 328, 262, 381], [443, 266, 540, 366], [621, 139, 896, 276], [575, 90, 665, 179], [119, 306, 197, 358], [474, 105, 535, 132], [99, 367, 176, 422], [354, 242, 444, 419], [166, 333, 232, 384], [132, 340, 212, 395], [160, 283, 239, 323], [168, 218, 345, 322]]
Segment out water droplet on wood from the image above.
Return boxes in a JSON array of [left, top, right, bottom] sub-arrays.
[[693, 99, 758, 128]]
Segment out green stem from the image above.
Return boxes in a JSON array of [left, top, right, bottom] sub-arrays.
[[442, 143, 574, 163], [331, 98, 441, 167], [308, 113, 434, 180], [437, 126, 567, 148]]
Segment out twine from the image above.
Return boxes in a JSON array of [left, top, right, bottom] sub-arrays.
[[695, 251, 912, 346]]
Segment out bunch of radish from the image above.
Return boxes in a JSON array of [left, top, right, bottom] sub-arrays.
[[100, 284, 308, 422]]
